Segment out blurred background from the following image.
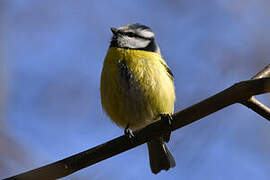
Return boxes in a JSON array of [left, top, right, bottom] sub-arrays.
[[1, 0, 270, 179]]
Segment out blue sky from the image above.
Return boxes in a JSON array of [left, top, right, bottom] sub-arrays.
[[1, 0, 270, 179]]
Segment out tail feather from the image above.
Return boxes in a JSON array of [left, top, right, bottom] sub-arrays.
[[147, 137, 175, 174]]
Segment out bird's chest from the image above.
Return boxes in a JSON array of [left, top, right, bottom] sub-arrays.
[[116, 57, 151, 106], [114, 57, 157, 128], [101, 48, 166, 129]]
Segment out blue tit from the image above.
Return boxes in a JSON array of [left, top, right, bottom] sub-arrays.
[[100, 23, 176, 174]]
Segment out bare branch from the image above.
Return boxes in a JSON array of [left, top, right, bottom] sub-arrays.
[[242, 97, 270, 121], [4, 75, 270, 179], [241, 64, 270, 120], [252, 64, 270, 79], [172, 77, 270, 130]]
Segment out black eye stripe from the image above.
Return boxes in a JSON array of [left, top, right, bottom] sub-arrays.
[[119, 31, 138, 37], [126, 32, 136, 37]]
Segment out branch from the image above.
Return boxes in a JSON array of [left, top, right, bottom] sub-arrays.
[[241, 64, 270, 120], [5, 70, 270, 180], [242, 97, 270, 121], [252, 64, 270, 79]]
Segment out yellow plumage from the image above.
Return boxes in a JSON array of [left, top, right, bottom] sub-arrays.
[[100, 47, 175, 130]]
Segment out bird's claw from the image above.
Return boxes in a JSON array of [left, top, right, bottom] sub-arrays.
[[160, 114, 173, 142], [124, 124, 135, 139]]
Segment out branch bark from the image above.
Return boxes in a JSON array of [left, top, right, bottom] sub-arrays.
[[241, 64, 270, 120], [5, 66, 270, 180]]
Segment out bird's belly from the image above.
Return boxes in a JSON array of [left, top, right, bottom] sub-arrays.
[[117, 81, 156, 130], [101, 68, 173, 130], [102, 73, 156, 130], [100, 49, 175, 130]]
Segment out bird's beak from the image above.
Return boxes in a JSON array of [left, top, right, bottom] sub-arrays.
[[111, 27, 117, 35]]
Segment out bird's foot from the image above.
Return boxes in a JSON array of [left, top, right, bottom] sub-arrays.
[[159, 114, 173, 142], [124, 123, 135, 139]]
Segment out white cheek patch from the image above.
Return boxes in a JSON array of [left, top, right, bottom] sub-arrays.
[[118, 36, 151, 49], [130, 37, 151, 48], [138, 29, 154, 39]]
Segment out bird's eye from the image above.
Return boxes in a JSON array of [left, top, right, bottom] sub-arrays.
[[126, 32, 136, 37]]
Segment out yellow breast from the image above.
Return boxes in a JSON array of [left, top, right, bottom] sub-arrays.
[[100, 47, 175, 130]]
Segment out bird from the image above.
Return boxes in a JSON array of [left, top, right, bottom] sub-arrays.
[[100, 23, 176, 174]]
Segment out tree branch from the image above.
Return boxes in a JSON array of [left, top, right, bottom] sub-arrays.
[[5, 68, 270, 180], [242, 97, 270, 121], [252, 64, 270, 79], [241, 64, 270, 121]]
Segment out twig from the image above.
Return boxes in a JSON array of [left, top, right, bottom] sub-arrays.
[[242, 97, 270, 121], [241, 64, 270, 121], [251, 64, 270, 79], [4, 73, 270, 180]]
